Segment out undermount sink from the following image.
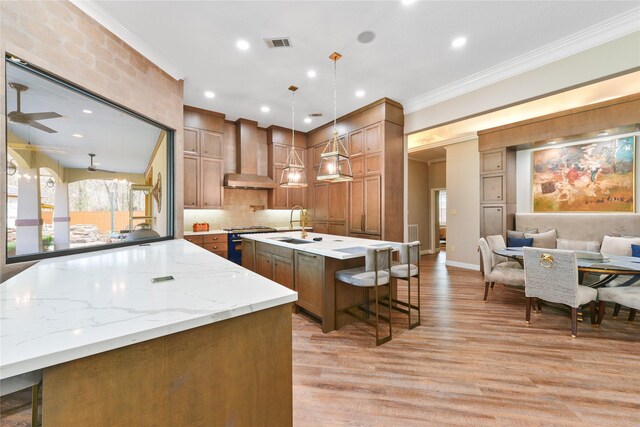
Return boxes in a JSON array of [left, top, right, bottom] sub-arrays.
[[267, 237, 314, 245]]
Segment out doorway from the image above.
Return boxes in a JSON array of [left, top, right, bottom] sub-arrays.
[[430, 188, 446, 252]]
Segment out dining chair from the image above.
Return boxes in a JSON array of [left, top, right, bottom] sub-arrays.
[[0, 370, 42, 426], [335, 246, 394, 346], [384, 241, 421, 329], [478, 237, 525, 302], [523, 247, 598, 337], [486, 234, 523, 270], [597, 286, 640, 324]]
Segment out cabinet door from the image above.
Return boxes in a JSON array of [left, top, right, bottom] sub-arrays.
[[350, 156, 363, 177], [313, 144, 325, 168], [481, 205, 506, 237], [274, 144, 290, 165], [273, 255, 294, 290], [272, 166, 288, 209], [480, 150, 504, 174], [314, 183, 329, 220], [242, 239, 256, 271], [481, 174, 505, 203], [349, 129, 364, 156], [328, 222, 346, 236], [184, 155, 199, 208], [200, 130, 223, 159], [256, 252, 273, 279], [295, 251, 324, 317], [184, 127, 199, 155], [201, 158, 223, 208], [289, 187, 306, 208], [364, 175, 381, 235], [313, 221, 328, 234], [364, 153, 382, 175], [365, 123, 382, 153], [328, 182, 347, 222], [349, 178, 364, 233]]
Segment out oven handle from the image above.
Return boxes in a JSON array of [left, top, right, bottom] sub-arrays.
[[231, 239, 242, 243]]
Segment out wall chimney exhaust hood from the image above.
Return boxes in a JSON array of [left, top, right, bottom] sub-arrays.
[[223, 118, 276, 189]]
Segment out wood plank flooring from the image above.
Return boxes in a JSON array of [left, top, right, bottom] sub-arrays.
[[2, 252, 638, 426]]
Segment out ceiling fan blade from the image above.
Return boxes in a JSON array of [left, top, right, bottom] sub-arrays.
[[22, 112, 62, 121], [29, 121, 58, 134]]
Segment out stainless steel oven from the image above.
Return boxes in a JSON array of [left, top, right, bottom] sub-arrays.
[[224, 226, 277, 265]]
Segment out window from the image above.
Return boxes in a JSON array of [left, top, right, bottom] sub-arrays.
[[5, 58, 173, 263], [439, 190, 447, 226]]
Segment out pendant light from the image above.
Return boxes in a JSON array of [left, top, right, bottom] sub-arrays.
[[317, 52, 353, 182], [280, 85, 307, 187]]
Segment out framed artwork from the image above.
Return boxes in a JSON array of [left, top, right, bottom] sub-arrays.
[[532, 136, 635, 212]]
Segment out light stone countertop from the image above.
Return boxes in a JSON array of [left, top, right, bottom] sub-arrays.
[[241, 231, 399, 260], [0, 239, 297, 379]]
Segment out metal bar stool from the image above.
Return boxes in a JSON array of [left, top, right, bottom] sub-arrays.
[[335, 246, 393, 346], [385, 241, 421, 329]]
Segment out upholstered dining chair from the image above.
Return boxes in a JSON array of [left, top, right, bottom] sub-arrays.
[[597, 286, 640, 323], [0, 370, 42, 426], [485, 235, 523, 270], [523, 247, 598, 338], [385, 241, 421, 329], [478, 237, 525, 302], [335, 246, 394, 346]]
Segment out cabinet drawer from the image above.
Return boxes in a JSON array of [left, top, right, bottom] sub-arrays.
[[203, 233, 228, 244], [210, 250, 228, 259], [203, 242, 226, 252], [481, 174, 505, 202], [184, 235, 204, 245], [364, 153, 382, 175], [481, 150, 504, 174]]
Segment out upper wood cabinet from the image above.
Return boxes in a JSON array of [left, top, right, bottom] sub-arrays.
[[184, 127, 199, 155], [328, 182, 348, 222], [267, 142, 307, 209], [349, 175, 381, 236], [273, 144, 290, 165], [349, 130, 364, 157], [200, 130, 223, 159], [201, 158, 224, 209], [183, 155, 199, 208], [364, 123, 382, 153], [313, 183, 329, 221]]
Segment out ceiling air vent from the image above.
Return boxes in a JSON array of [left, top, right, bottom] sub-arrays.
[[308, 113, 323, 117], [264, 37, 292, 48]]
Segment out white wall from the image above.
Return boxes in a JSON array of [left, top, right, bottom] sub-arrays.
[[445, 140, 480, 270], [516, 132, 640, 213]]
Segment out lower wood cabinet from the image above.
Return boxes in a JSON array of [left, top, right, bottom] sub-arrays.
[[242, 239, 256, 271], [184, 233, 228, 259], [255, 242, 294, 290], [294, 251, 324, 318], [349, 175, 381, 235]]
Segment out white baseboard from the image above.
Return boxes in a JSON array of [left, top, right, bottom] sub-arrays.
[[445, 260, 480, 271], [421, 249, 435, 255]]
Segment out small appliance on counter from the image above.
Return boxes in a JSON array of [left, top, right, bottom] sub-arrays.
[[223, 226, 278, 265], [192, 223, 210, 232]]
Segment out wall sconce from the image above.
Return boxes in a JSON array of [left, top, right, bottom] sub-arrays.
[[7, 160, 17, 176], [46, 177, 55, 188]]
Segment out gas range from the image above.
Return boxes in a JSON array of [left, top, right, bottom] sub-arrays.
[[224, 226, 278, 265], [223, 225, 278, 233]]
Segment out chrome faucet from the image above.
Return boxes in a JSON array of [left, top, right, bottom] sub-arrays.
[[290, 205, 308, 239]]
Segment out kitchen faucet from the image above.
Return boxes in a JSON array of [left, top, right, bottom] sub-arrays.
[[289, 205, 308, 239]]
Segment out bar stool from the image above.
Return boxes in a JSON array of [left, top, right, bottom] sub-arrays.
[[335, 246, 393, 346], [387, 241, 421, 329], [0, 370, 42, 426]]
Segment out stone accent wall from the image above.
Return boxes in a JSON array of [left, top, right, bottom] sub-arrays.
[[1, 0, 184, 280]]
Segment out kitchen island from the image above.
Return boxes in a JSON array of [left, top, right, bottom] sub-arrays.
[[241, 231, 399, 332], [1, 239, 297, 426]]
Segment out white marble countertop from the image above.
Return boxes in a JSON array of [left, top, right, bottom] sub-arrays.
[[0, 240, 297, 379], [242, 231, 399, 260]]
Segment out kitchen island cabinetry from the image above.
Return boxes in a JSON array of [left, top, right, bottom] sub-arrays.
[[294, 251, 324, 317], [255, 242, 294, 290]]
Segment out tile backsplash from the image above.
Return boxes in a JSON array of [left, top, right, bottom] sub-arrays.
[[183, 189, 293, 230]]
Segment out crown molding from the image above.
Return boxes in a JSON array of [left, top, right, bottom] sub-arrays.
[[408, 131, 478, 152], [403, 7, 640, 114], [70, 0, 185, 81]]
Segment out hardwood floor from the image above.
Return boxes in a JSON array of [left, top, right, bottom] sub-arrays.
[[2, 252, 638, 426]]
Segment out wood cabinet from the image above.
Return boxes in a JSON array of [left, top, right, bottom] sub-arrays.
[[481, 174, 505, 203], [349, 175, 381, 236], [183, 233, 228, 259], [184, 127, 199, 155], [267, 139, 307, 209], [201, 158, 224, 208], [481, 205, 507, 237], [478, 148, 515, 238], [328, 182, 347, 222], [255, 242, 294, 290], [480, 150, 504, 173], [295, 251, 324, 317], [242, 238, 256, 271], [312, 221, 328, 234], [183, 155, 199, 208], [200, 130, 223, 159]]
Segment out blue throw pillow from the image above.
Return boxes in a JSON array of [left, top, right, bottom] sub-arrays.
[[507, 237, 534, 248], [632, 244, 640, 258]]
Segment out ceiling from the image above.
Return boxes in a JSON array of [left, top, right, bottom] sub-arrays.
[[6, 63, 161, 173], [86, 1, 638, 130], [409, 146, 446, 163]]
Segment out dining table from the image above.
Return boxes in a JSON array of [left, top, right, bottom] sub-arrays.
[[493, 248, 640, 288]]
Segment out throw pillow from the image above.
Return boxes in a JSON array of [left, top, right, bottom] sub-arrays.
[[507, 229, 538, 240], [601, 235, 640, 256], [507, 237, 534, 248], [556, 238, 601, 252], [632, 244, 640, 258], [524, 229, 557, 249]]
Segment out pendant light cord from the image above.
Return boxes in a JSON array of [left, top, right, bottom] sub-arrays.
[[333, 58, 337, 130], [291, 89, 295, 149]]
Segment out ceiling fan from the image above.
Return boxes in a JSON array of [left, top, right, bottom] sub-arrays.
[[87, 153, 115, 174], [8, 82, 62, 134]]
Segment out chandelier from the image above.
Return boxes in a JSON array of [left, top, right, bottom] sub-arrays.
[[317, 52, 353, 182], [280, 85, 307, 187]]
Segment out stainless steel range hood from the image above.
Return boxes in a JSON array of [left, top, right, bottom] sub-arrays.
[[223, 118, 276, 189]]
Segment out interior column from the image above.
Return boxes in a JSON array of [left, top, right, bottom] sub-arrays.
[[54, 181, 71, 250], [15, 167, 42, 255]]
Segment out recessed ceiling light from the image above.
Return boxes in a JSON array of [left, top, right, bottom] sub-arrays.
[[236, 39, 250, 51], [307, 69, 317, 78], [204, 91, 215, 99], [401, 0, 415, 5], [82, 109, 93, 114], [355, 90, 365, 98], [304, 117, 312, 124], [547, 141, 557, 145], [72, 133, 83, 138], [451, 36, 467, 49], [261, 106, 270, 113], [597, 131, 609, 136]]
